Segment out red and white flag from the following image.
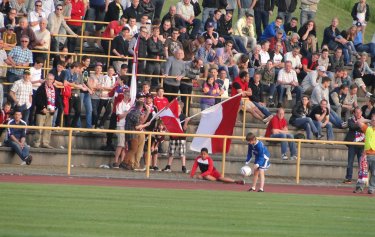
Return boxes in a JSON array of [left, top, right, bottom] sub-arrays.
[[129, 36, 140, 106], [158, 98, 184, 134], [190, 94, 241, 154]]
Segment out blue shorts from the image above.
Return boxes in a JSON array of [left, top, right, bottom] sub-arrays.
[[254, 155, 271, 171]]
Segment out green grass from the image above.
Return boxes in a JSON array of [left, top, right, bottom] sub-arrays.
[[0, 183, 374, 237], [162, 0, 375, 44]]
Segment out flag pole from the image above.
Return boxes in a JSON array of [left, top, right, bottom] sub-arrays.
[[182, 93, 243, 122], [148, 98, 177, 124]]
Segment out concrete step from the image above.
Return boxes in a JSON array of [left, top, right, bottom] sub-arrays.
[[0, 147, 354, 180]]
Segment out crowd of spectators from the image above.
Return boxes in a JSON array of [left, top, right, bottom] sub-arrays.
[[0, 0, 374, 169]]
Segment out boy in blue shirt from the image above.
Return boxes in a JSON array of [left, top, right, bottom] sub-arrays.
[[245, 132, 271, 192]]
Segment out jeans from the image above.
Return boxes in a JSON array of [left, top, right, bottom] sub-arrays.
[[276, 85, 302, 104], [300, 10, 316, 27], [270, 133, 297, 156], [253, 102, 272, 117], [28, 89, 37, 126], [222, 35, 248, 54], [5, 140, 30, 161], [151, 0, 165, 20], [179, 83, 192, 114], [367, 155, 375, 192], [105, 112, 117, 147], [345, 146, 363, 180], [67, 25, 81, 53], [355, 43, 375, 67], [145, 62, 161, 88], [7, 71, 20, 83], [329, 110, 343, 128], [97, 99, 112, 128], [262, 83, 276, 98], [67, 95, 81, 127], [163, 83, 179, 101], [91, 98, 100, 128], [185, 18, 201, 39], [290, 117, 318, 139], [254, 10, 269, 41], [312, 120, 334, 140], [278, 11, 292, 24], [80, 93, 92, 128], [238, 8, 254, 19], [202, 7, 216, 31]]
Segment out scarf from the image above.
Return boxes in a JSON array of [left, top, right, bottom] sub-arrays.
[[45, 84, 56, 109], [357, 152, 368, 184]]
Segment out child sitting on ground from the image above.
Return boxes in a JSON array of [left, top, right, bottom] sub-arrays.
[[245, 132, 271, 192], [190, 147, 245, 185]]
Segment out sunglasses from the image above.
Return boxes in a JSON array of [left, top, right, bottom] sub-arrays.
[[21, 40, 29, 42], [35, 4, 42, 7]]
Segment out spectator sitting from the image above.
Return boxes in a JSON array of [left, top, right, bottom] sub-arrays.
[[159, 19, 172, 43], [4, 8, 18, 27], [283, 17, 298, 37], [298, 20, 317, 55], [341, 84, 358, 121], [200, 74, 221, 111], [234, 12, 256, 51], [249, 45, 261, 77], [300, 52, 319, 81], [328, 48, 345, 75], [342, 69, 353, 87], [359, 52, 375, 95], [216, 40, 239, 81], [284, 46, 303, 80], [2, 24, 16, 50], [285, 32, 301, 52], [259, 60, 276, 107], [289, 95, 321, 140], [330, 84, 349, 121], [276, 60, 302, 107], [217, 68, 230, 98], [260, 16, 286, 42], [249, 72, 273, 123], [265, 107, 297, 160], [309, 99, 334, 141], [352, 60, 373, 97], [259, 40, 271, 66], [351, 0, 370, 39], [269, 42, 285, 74], [4, 110, 33, 165], [353, 22, 375, 68], [268, 29, 287, 54], [176, 0, 201, 39], [311, 76, 346, 129], [361, 96, 375, 119], [204, 9, 221, 31], [318, 49, 330, 70], [301, 65, 327, 95], [300, 34, 317, 58], [104, 0, 125, 23], [195, 38, 215, 70]]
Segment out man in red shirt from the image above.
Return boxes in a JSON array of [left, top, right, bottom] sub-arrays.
[[101, 16, 127, 54], [153, 86, 169, 111], [231, 71, 252, 97], [265, 107, 297, 160], [66, 0, 85, 52]]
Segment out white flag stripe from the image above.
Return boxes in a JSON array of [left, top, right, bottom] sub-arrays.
[[190, 104, 223, 154], [158, 108, 174, 117]]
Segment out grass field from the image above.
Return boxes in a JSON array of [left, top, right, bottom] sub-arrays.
[[0, 183, 374, 237], [162, 0, 375, 44]]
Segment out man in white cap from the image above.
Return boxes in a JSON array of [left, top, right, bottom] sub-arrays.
[[301, 65, 327, 95]]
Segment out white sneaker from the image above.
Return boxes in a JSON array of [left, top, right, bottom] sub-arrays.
[[94, 43, 101, 49], [290, 155, 297, 160], [20, 161, 27, 165], [366, 92, 373, 98], [83, 42, 89, 48], [282, 154, 288, 160]]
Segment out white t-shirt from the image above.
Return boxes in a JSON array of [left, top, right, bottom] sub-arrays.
[[259, 49, 270, 65], [30, 67, 42, 90], [116, 100, 131, 127], [99, 75, 117, 99], [28, 11, 47, 32]]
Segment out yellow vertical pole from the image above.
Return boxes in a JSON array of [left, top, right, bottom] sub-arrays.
[[296, 140, 301, 184], [60, 111, 64, 127], [146, 133, 152, 178], [185, 96, 190, 116], [107, 40, 111, 68], [242, 102, 246, 138], [161, 77, 164, 87], [221, 138, 228, 177], [79, 22, 85, 61], [46, 44, 51, 78], [67, 129, 73, 175]]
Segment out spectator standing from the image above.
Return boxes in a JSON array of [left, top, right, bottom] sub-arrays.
[[104, 0, 124, 23], [33, 73, 57, 149], [28, 1, 46, 32], [29, 57, 44, 125], [200, 74, 220, 110], [254, 0, 275, 42], [14, 17, 37, 49], [152, 0, 165, 20], [33, 18, 51, 62], [276, 0, 297, 24], [361, 96, 375, 120], [66, 0, 85, 53], [80, 56, 93, 128], [83, 0, 107, 49], [5, 35, 33, 83], [238, 0, 256, 18], [329, 84, 349, 120], [351, 0, 370, 39], [0, 102, 12, 144], [140, 0, 155, 20], [201, 0, 216, 31], [343, 107, 368, 184], [9, 70, 33, 123], [111, 26, 130, 74], [49, 62, 67, 127], [102, 16, 128, 55], [289, 96, 321, 140], [299, 0, 319, 26], [146, 26, 164, 88], [5, 110, 32, 165], [4, 8, 18, 27], [265, 107, 297, 160], [183, 58, 202, 110], [3, 24, 17, 50], [123, 0, 144, 22], [89, 63, 105, 128], [163, 49, 186, 101], [341, 85, 358, 121]]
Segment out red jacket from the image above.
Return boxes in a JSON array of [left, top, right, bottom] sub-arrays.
[[67, 0, 85, 26]]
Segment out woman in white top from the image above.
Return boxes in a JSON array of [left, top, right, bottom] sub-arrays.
[[89, 62, 105, 128], [351, 0, 370, 38]]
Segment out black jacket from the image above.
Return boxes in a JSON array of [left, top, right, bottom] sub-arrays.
[[202, 0, 216, 8], [35, 83, 58, 115], [104, 1, 124, 22], [344, 117, 365, 143], [289, 101, 311, 124], [248, 81, 264, 103], [146, 37, 164, 59], [123, 4, 144, 21], [140, 1, 155, 20], [112, 35, 129, 60], [217, 15, 232, 37], [276, 0, 297, 13], [255, 0, 275, 11], [361, 105, 375, 120], [351, 2, 370, 22]]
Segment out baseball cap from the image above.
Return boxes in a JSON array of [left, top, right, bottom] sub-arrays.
[[206, 22, 214, 28], [23, 69, 31, 75], [317, 66, 326, 72]]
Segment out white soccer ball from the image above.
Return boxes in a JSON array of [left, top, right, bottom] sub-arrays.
[[240, 166, 252, 176]]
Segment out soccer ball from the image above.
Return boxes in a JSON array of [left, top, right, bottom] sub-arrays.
[[240, 166, 252, 176]]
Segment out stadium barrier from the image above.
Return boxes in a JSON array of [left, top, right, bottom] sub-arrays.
[[0, 124, 364, 184]]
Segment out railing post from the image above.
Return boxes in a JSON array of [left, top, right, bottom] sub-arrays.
[[242, 102, 246, 138], [67, 129, 73, 175], [221, 138, 227, 177], [145, 133, 152, 178], [107, 40, 111, 69], [185, 95, 190, 116], [79, 22, 85, 62], [161, 76, 164, 87], [296, 140, 301, 184]]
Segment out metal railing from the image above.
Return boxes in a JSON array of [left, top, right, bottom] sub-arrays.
[[0, 124, 365, 184]]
